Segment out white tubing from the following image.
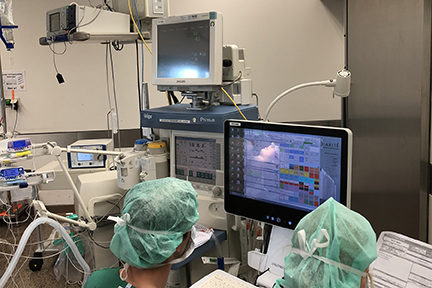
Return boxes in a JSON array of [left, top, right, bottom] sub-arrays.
[[0, 217, 91, 287], [264, 80, 333, 122]]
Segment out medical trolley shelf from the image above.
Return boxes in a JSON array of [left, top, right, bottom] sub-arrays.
[[38, 31, 150, 46]]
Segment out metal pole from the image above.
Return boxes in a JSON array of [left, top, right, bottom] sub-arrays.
[[142, 82, 149, 110], [0, 55, 7, 136], [341, 0, 348, 128]]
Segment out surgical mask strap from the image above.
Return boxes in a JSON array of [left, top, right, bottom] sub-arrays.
[[366, 272, 375, 288], [291, 229, 368, 278], [143, 228, 196, 268], [108, 213, 180, 235], [167, 236, 195, 265], [119, 263, 129, 281], [296, 229, 330, 260]]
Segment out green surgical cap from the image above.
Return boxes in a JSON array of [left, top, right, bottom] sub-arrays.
[[110, 177, 199, 268], [275, 198, 377, 288]]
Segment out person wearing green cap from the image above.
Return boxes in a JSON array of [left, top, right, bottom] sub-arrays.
[[274, 197, 377, 288], [84, 177, 199, 288]]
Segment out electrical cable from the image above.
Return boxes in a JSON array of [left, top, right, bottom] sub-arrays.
[[252, 92, 259, 107], [107, 201, 120, 211], [65, 243, 91, 274], [2, 203, 31, 225], [112, 40, 124, 51], [165, 91, 171, 105], [86, 230, 110, 249], [135, 40, 143, 139], [169, 91, 179, 104], [132, 0, 147, 114], [0, 244, 69, 260], [106, 111, 111, 138], [67, 6, 103, 38], [108, 43, 122, 151], [48, 42, 67, 56], [50, 42, 67, 83], [5, 247, 30, 288], [132, 0, 146, 138], [105, 44, 116, 148], [222, 71, 242, 87], [0, 199, 32, 226], [220, 87, 247, 120], [0, 231, 81, 247], [104, 0, 113, 11], [135, 41, 141, 106], [252, 92, 261, 120], [127, 0, 152, 54], [94, 193, 126, 225], [11, 109, 18, 137]]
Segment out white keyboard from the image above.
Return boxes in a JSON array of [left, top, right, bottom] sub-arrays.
[[191, 270, 256, 288]]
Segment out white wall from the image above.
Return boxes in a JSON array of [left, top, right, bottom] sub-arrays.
[[0, 0, 343, 133]]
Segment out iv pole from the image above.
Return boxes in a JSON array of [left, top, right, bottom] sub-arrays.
[[0, 23, 19, 138], [0, 54, 7, 137]]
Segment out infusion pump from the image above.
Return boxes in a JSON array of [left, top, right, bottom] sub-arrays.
[[0, 138, 31, 154]]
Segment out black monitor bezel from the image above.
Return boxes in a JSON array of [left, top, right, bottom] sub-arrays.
[[224, 120, 351, 229]]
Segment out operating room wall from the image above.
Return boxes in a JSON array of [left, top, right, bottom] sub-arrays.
[[0, 0, 344, 133]]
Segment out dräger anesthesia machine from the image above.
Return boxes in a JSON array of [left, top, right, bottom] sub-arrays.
[[141, 12, 259, 233], [140, 12, 259, 280]]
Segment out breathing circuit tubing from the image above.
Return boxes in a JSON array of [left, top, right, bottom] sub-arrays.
[[0, 217, 91, 288]]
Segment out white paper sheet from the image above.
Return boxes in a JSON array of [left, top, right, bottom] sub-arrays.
[[370, 231, 432, 288]]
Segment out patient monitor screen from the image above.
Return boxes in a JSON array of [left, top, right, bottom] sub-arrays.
[[157, 20, 210, 79]]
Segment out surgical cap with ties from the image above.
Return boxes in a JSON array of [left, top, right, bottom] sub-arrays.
[[275, 198, 377, 288], [109, 177, 199, 269]]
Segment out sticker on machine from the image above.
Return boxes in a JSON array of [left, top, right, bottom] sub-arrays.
[[160, 119, 191, 123], [2, 70, 26, 91]]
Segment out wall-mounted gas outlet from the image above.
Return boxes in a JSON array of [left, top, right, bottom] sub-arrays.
[[5, 98, 19, 110]]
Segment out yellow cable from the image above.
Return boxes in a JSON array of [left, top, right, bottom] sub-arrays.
[[221, 87, 247, 120], [165, 91, 170, 105], [127, 0, 152, 54]]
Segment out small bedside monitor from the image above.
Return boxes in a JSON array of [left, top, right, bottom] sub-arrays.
[[224, 120, 352, 229]]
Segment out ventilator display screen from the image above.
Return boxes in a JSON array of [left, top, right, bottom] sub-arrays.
[[174, 136, 219, 185], [224, 120, 352, 229]]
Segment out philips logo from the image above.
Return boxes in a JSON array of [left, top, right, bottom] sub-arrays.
[[200, 117, 215, 123], [143, 113, 153, 120], [176, 80, 186, 83]]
